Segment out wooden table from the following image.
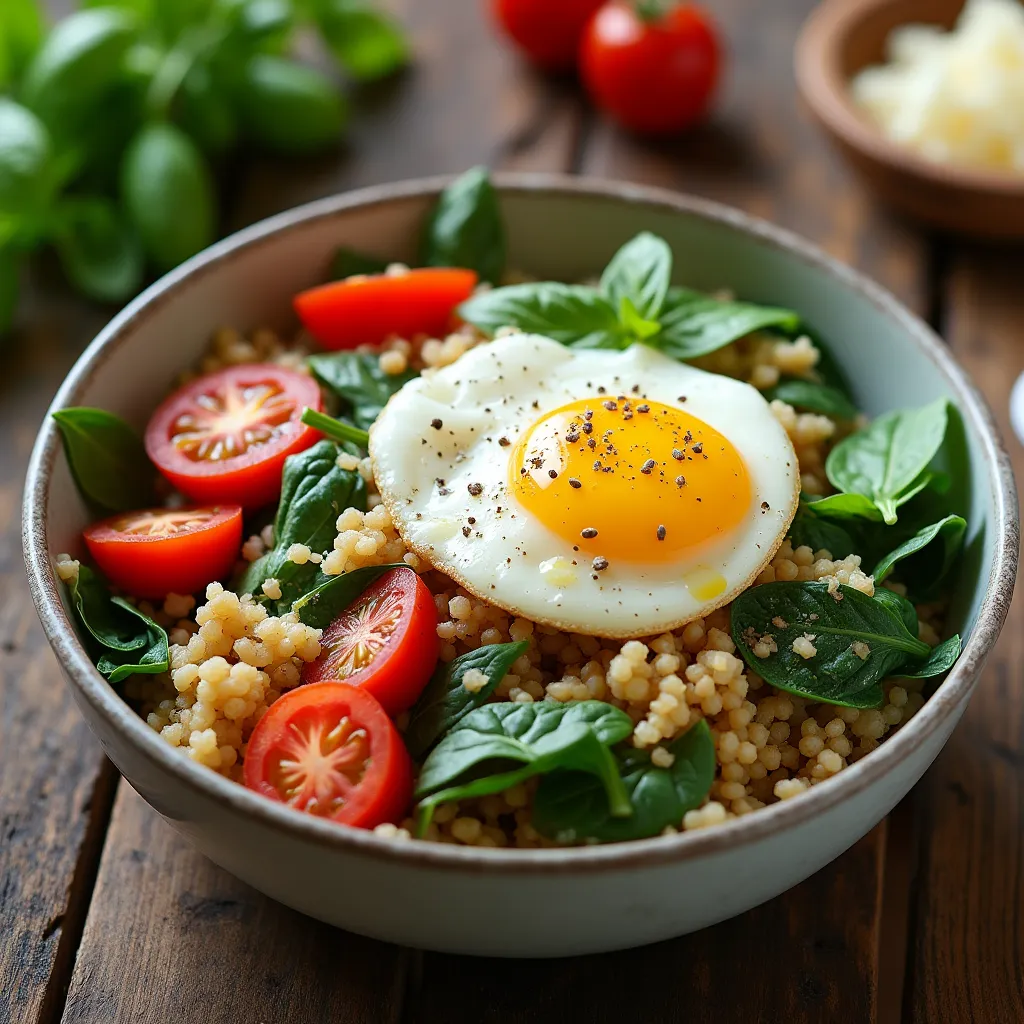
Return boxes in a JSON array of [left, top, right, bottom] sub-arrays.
[[3, 2, 1023, 1021]]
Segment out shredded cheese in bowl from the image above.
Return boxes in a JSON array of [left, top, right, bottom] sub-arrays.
[[851, 0, 1024, 173]]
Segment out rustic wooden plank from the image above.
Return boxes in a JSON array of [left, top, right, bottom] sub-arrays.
[[59, 787, 407, 1024], [907, 248, 1024, 1023]]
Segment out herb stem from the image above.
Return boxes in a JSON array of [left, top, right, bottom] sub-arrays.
[[301, 407, 370, 448]]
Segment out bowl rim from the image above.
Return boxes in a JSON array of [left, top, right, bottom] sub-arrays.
[[23, 171, 1019, 875], [795, 0, 1024, 197]]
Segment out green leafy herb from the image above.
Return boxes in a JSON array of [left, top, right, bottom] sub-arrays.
[[300, 406, 370, 448], [415, 701, 634, 834], [0, 0, 44, 92], [731, 581, 934, 708], [599, 231, 671, 321], [825, 399, 950, 526], [895, 634, 962, 679], [53, 197, 143, 303], [65, 564, 169, 683], [873, 586, 918, 635], [764, 379, 858, 420], [421, 166, 505, 285], [404, 641, 529, 760], [787, 500, 858, 560], [52, 407, 156, 512], [533, 719, 715, 844], [873, 515, 967, 598], [239, 439, 367, 612], [314, 0, 408, 82], [293, 562, 405, 629], [804, 492, 885, 523], [308, 351, 416, 432], [0, 99, 53, 223], [329, 247, 389, 279]]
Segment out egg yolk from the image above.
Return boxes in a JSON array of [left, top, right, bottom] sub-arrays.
[[510, 397, 752, 565]]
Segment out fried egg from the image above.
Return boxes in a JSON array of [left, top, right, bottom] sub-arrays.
[[370, 334, 800, 639]]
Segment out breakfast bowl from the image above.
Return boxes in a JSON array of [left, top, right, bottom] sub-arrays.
[[796, 0, 1024, 239], [23, 174, 1017, 957]]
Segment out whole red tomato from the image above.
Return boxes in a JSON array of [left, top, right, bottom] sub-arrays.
[[580, 2, 721, 135], [492, 0, 604, 71]]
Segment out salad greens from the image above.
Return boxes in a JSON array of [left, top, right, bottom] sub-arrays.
[[292, 562, 405, 629], [308, 351, 416, 433]]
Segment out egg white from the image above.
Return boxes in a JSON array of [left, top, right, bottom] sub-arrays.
[[369, 334, 800, 639]]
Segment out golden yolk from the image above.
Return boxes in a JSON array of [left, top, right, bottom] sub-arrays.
[[510, 397, 752, 565]]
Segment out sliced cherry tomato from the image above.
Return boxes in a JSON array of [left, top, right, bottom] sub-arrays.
[[580, 2, 721, 136], [492, 0, 603, 71], [294, 267, 478, 350], [145, 364, 322, 509], [243, 682, 413, 829], [83, 505, 243, 599], [302, 567, 439, 716]]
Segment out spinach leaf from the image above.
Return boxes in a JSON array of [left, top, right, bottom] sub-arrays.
[[52, 407, 156, 513], [239, 439, 366, 612], [459, 282, 624, 349], [873, 586, 919, 635], [653, 287, 801, 360], [533, 719, 715, 844], [421, 166, 505, 285], [731, 581, 932, 708], [894, 634, 962, 679], [404, 641, 529, 760], [805, 492, 885, 523], [764, 379, 858, 420], [873, 515, 967, 598], [599, 231, 671, 322], [787, 501, 858, 559], [65, 565, 169, 683], [293, 563, 406, 629], [329, 247, 389, 279], [300, 407, 370, 448], [308, 351, 416, 432], [414, 700, 634, 833], [825, 399, 950, 525]]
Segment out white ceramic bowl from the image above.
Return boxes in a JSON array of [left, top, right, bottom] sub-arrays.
[[23, 175, 1018, 957]]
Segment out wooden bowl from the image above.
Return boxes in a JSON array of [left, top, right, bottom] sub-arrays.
[[795, 0, 1024, 238]]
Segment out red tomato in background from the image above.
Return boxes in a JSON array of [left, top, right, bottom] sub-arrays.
[[580, 3, 721, 135], [83, 505, 243, 599], [492, 0, 604, 71], [244, 682, 413, 829], [294, 268, 478, 351], [145, 364, 322, 509], [302, 568, 439, 716]]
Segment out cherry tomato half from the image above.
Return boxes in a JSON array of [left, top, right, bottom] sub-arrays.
[[294, 268, 478, 350], [83, 505, 243, 599], [243, 682, 413, 829], [580, 2, 721, 136], [302, 567, 439, 716], [145, 364, 322, 509], [492, 0, 603, 71]]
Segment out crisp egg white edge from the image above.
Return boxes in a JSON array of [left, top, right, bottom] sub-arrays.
[[369, 334, 801, 640]]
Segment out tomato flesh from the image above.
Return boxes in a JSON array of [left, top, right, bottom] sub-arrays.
[[244, 682, 413, 829], [302, 567, 439, 716], [145, 364, 322, 508], [581, 3, 721, 135], [492, 0, 603, 70], [83, 505, 243, 599], [294, 268, 478, 350]]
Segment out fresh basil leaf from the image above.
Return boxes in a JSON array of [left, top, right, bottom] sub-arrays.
[[404, 641, 529, 760], [240, 439, 367, 612], [329, 247, 389, 280], [805, 492, 885, 523], [421, 166, 504, 285], [825, 399, 949, 526], [599, 231, 671, 321], [459, 282, 623, 349], [787, 501, 858, 559], [308, 351, 416, 432], [54, 197, 143, 303], [653, 286, 801, 360], [619, 295, 661, 340], [533, 719, 715, 844], [416, 719, 632, 835], [894, 634, 962, 679], [873, 515, 967, 598], [315, 0, 408, 81], [731, 581, 932, 708], [65, 566, 169, 683], [0, 244, 19, 334], [0, 99, 52, 217], [52, 407, 156, 513], [0, 0, 44, 91], [764, 379, 858, 420], [300, 407, 370, 448], [293, 563, 406, 629], [873, 586, 918, 635]]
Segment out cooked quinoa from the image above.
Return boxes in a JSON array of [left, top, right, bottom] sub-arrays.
[[126, 322, 939, 848]]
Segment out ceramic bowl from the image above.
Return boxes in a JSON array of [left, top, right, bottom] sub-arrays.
[[796, 0, 1024, 239], [23, 175, 1018, 957]]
